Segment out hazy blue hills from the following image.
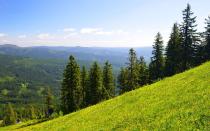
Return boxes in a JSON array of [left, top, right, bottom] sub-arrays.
[[0, 44, 152, 67]]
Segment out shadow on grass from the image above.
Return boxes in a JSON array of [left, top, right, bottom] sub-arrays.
[[16, 119, 49, 129]]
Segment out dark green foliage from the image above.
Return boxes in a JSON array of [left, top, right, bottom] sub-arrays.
[[3, 103, 16, 126], [165, 23, 182, 76], [102, 61, 115, 99], [45, 88, 54, 118], [127, 48, 139, 90], [204, 16, 210, 60], [118, 67, 129, 94], [86, 62, 103, 105], [149, 32, 165, 81], [80, 66, 88, 107], [138, 56, 149, 86], [180, 4, 199, 70], [61, 55, 82, 114], [0, 54, 63, 120], [118, 49, 150, 94]]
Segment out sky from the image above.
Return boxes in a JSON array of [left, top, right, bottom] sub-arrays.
[[0, 0, 209, 47]]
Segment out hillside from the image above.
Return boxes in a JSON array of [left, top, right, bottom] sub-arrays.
[[0, 54, 66, 119], [0, 53, 103, 119], [2, 61, 210, 130]]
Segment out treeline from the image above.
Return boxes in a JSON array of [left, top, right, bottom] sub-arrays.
[[118, 4, 210, 92], [61, 56, 115, 114]]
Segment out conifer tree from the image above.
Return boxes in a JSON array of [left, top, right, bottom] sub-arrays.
[[61, 55, 82, 114], [86, 62, 103, 105], [118, 67, 129, 94], [81, 66, 88, 107], [127, 48, 139, 90], [138, 56, 149, 86], [3, 103, 16, 126], [165, 23, 182, 76], [204, 16, 210, 61], [102, 61, 115, 99], [45, 88, 54, 118], [149, 32, 164, 81], [180, 4, 199, 70]]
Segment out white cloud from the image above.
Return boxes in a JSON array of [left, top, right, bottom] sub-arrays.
[[115, 30, 129, 35], [37, 33, 51, 39], [80, 28, 119, 35], [18, 35, 27, 39], [0, 33, 7, 37], [95, 31, 113, 35], [0, 28, 159, 47], [64, 32, 78, 39], [80, 28, 102, 34], [63, 28, 76, 32]]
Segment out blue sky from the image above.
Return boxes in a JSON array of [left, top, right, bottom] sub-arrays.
[[0, 0, 209, 47]]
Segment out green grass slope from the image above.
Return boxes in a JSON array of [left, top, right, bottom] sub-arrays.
[[2, 62, 210, 131]]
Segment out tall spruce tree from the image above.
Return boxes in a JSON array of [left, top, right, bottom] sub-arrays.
[[81, 66, 88, 107], [127, 48, 139, 90], [118, 67, 129, 94], [86, 62, 103, 105], [138, 56, 149, 86], [102, 61, 115, 100], [149, 32, 164, 81], [61, 55, 82, 114], [204, 16, 210, 60], [180, 4, 199, 70], [165, 23, 182, 76], [3, 103, 16, 126]]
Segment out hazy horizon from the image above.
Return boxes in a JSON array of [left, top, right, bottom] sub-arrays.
[[0, 43, 153, 48]]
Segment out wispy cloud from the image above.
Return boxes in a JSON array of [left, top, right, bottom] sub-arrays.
[[18, 35, 27, 39], [37, 33, 52, 39], [80, 28, 102, 34], [0, 33, 7, 37], [63, 28, 76, 32], [0, 28, 158, 47], [79, 28, 128, 35], [63, 32, 78, 39]]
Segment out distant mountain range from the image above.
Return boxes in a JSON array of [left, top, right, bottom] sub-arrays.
[[0, 44, 152, 68]]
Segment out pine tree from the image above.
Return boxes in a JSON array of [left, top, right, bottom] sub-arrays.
[[118, 67, 129, 94], [45, 87, 54, 118], [81, 66, 88, 107], [61, 55, 82, 114], [3, 103, 16, 126], [127, 48, 139, 90], [86, 62, 103, 105], [149, 32, 165, 81], [180, 4, 199, 70], [165, 23, 182, 76], [138, 56, 149, 86], [204, 16, 210, 61], [102, 61, 115, 100]]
